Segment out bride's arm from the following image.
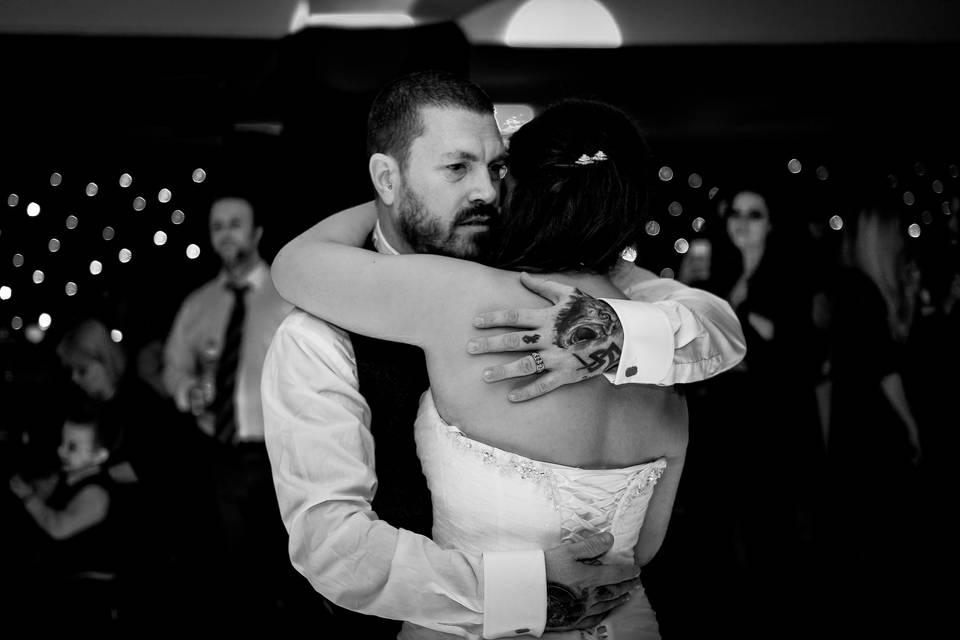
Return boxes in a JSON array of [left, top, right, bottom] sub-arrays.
[[271, 202, 479, 345]]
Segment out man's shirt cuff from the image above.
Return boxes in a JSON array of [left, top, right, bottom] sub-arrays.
[[482, 549, 546, 638], [601, 297, 674, 385]]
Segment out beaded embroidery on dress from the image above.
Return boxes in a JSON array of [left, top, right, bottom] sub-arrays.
[[402, 391, 666, 639]]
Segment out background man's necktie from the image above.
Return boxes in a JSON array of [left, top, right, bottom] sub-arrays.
[[213, 283, 248, 444]]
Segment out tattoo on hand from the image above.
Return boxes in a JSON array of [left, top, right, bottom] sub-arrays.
[[554, 292, 621, 348], [574, 343, 622, 374], [522, 333, 541, 344], [546, 582, 588, 628]]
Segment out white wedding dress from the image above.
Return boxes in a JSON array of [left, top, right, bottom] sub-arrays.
[[400, 391, 666, 640]]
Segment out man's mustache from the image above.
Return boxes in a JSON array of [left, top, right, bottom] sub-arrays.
[[455, 203, 499, 225]]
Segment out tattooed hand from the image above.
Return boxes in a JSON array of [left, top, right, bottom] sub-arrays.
[[543, 532, 642, 631], [466, 272, 625, 402]]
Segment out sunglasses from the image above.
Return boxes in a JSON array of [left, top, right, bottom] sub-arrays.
[[727, 208, 768, 221]]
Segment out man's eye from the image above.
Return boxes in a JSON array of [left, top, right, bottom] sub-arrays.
[[446, 164, 467, 177]]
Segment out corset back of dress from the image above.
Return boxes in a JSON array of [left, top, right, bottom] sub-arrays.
[[413, 391, 666, 565]]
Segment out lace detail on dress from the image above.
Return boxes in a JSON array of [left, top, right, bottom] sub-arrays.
[[442, 423, 667, 533], [445, 425, 558, 498]]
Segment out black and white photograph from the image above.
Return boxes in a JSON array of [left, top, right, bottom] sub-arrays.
[[1, 1, 957, 637]]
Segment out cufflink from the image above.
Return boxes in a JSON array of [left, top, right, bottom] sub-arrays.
[[625, 366, 638, 377]]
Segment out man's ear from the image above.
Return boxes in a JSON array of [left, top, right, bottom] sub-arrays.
[[369, 153, 400, 206], [92, 447, 110, 467]]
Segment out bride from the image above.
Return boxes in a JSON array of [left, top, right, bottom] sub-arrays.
[[271, 98, 688, 639]]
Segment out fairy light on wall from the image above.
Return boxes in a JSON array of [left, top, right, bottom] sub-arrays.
[[48, 238, 60, 252], [12, 253, 24, 268], [658, 166, 674, 182], [688, 173, 703, 189], [38, 313, 52, 330], [102, 226, 115, 241], [133, 196, 146, 211], [89, 260, 103, 275], [171, 209, 185, 225], [154, 231, 168, 246], [32, 270, 44, 284], [65, 282, 77, 296], [119, 173, 133, 188], [11, 316, 23, 330], [66, 215, 78, 229], [186, 243, 201, 259], [26, 202, 40, 217], [50, 172, 62, 187], [118, 248, 132, 263], [85, 182, 98, 197], [907, 223, 921, 238], [787, 158, 802, 174], [0, 286, 11, 301], [192, 168, 206, 183], [110, 329, 123, 343], [829, 215, 844, 231], [158, 188, 172, 203], [645, 220, 661, 236], [674, 238, 690, 254], [7, 194, 18, 207]]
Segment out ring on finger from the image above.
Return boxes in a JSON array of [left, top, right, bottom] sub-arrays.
[[531, 351, 546, 374]]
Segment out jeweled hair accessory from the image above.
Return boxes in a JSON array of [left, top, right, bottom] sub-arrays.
[[574, 151, 608, 166]]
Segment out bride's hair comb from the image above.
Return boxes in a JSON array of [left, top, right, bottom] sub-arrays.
[[554, 150, 609, 168], [575, 150, 608, 165]]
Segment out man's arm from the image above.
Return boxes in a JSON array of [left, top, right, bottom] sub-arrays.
[[469, 264, 746, 401], [162, 295, 201, 413], [262, 310, 641, 637]]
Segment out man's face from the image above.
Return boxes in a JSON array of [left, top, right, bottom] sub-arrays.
[[726, 191, 771, 251], [394, 106, 507, 259], [65, 355, 114, 401], [58, 422, 104, 472], [209, 198, 260, 268]]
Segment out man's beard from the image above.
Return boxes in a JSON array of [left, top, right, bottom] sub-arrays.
[[397, 184, 498, 260]]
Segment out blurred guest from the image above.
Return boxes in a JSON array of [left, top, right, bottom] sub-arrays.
[[55, 316, 207, 624], [677, 185, 823, 636], [6, 403, 121, 627], [823, 198, 925, 635], [162, 194, 297, 627]]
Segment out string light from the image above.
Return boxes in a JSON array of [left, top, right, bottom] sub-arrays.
[[102, 226, 115, 241], [12, 254, 24, 268], [7, 194, 18, 207], [674, 238, 690, 254], [50, 172, 62, 187], [787, 159, 802, 174], [186, 243, 200, 259], [154, 231, 168, 246], [26, 202, 40, 217], [133, 196, 146, 211], [192, 168, 206, 183], [158, 188, 172, 203], [32, 270, 44, 284], [66, 215, 78, 229], [85, 182, 98, 197], [89, 260, 103, 275], [11, 316, 23, 330], [38, 313, 51, 330], [119, 173, 133, 188], [48, 238, 60, 252], [110, 329, 123, 343], [0, 286, 11, 300], [118, 248, 132, 263], [688, 173, 702, 188], [668, 201, 683, 216], [171, 210, 185, 225], [644, 220, 660, 236], [658, 166, 674, 182], [65, 281, 77, 296]]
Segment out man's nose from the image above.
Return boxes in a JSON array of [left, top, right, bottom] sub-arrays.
[[469, 168, 499, 204]]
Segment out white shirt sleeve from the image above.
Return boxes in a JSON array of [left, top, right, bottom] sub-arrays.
[[603, 261, 746, 385], [262, 310, 546, 638]]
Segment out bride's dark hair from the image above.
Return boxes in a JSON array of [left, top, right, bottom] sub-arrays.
[[486, 98, 651, 274]]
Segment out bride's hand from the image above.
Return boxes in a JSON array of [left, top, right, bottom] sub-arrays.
[[467, 273, 623, 402]]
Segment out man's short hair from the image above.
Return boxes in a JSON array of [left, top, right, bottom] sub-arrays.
[[366, 69, 495, 169], [209, 194, 260, 228]]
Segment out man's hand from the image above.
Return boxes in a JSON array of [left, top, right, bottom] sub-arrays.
[[467, 272, 624, 402], [543, 532, 641, 632]]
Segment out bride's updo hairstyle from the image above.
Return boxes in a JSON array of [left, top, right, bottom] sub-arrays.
[[487, 98, 650, 274]]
